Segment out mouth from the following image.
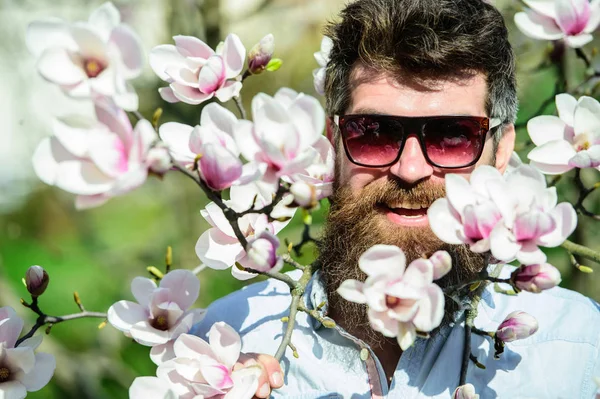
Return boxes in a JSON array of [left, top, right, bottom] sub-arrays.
[[378, 202, 431, 227]]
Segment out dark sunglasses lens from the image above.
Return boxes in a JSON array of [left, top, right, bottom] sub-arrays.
[[422, 118, 484, 167], [342, 117, 402, 166]]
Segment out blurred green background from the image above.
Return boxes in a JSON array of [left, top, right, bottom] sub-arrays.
[[0, 0, 598, 398]]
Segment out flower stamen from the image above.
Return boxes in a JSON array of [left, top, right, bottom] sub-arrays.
[[0, 367, 10, 382]]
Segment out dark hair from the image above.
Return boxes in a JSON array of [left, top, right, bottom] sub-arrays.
[[324, 0, 517, 140]]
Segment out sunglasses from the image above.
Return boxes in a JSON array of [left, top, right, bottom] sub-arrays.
[[334, 114, 501, 169]]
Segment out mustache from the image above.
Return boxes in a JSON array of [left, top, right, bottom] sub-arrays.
[[330, 177, 446, 213]]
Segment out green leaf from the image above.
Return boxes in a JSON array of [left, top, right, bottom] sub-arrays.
[[266, 58, 283, 72]]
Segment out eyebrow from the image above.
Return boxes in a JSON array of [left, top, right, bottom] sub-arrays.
[[347, 108, 482, 117]]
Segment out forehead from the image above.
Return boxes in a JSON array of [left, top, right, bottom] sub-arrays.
[[346, 68, 488, 117]]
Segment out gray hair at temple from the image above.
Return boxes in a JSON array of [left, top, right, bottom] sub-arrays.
[[323, 0, 518, 144]]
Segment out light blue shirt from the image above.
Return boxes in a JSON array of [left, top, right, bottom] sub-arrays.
[[191, 268, 600, 398]]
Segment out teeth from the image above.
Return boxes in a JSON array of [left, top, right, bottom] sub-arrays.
[[390, 202, 429, 210]]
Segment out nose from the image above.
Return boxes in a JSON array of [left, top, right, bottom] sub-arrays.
[[389, 135, 434, 184]]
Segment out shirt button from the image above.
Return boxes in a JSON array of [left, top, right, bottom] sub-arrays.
[[360, 348, 369, 361]]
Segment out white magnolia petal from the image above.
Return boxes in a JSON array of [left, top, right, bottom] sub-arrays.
[[131, 277, 157, 308], [527, 115, 569, 146], [0, 308, 22, 348], [412, 285, 444, 332], [397, 322, 417, 351], [358, 245, 406, 277], [173, 333, 215, 359], [159, 87, 180, 103], [174, 35, 214, 59], [26, 18, 76, 57], [215, 80, 243, 103], [37, 48, 86, 86], [149, 341, 176, 366], [75, 194, 110, 209], [523, 0, 557, 18], [527, 140, 577, 172], [445, 174, 475, 217], [233, 120, 261, 162], [221, 33, 246, 79], [109, 24, 144, 79], [574, 96, 600, 136], [54, 160, 114, 195], [427, 199, 465, 245], [129, 377, 177, 399], [200, 103, 239, 137], [171, 82, 214, 105], [564, 33, 593, 47], [490, 224, 520, 262], [225, 368, 261, 399], [209, 322, 241, 369], [0, 380, 27, 399], [70, 24, 107, 61], [149, 45, 190, 81], [107, 300, 147, 332], [130, 321, 170, 345], [555, 93, 577, 126], [88, 2, 121, 40], [368, 309, 399, 337], [195, 229, 243, 270], [537, 202, 578, 247], [159, 269, 200, 311], [337, 280, 367, 304], [514, 11, 564, 40], [32, 137, 78, 186], [18, 352, 56, 392], [159, 122, 196, 164]]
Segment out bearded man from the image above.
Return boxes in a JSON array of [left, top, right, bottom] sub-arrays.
[[192, 0, 600, 397]]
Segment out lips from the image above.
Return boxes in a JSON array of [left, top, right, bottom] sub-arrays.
[[378, 203, 431, 227], [388, 206, 428, 217]]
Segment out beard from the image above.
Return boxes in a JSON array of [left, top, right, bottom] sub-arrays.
[[318, 173, 488, 348]]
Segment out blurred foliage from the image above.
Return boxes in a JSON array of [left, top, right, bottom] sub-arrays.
[[0, 0, 598, 398]]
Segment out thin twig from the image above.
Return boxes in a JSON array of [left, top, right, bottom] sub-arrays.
[[282, 254, 306, 270], [576, 48, 591, 69], [573, 169, 600, 220], [233, 95, 247, 120], [459, 323, 472, 386], [16, 297, 106, 347], [562, 239, 600, 264], [275, 292, 301, 360]]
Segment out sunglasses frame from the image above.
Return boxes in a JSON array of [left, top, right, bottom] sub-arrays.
[[334, 114, 502, 169]]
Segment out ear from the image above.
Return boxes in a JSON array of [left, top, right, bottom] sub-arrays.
[[495, 123, 516, 174], [326, 117, 335, 146]]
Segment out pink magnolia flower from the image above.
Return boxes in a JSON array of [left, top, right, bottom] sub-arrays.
[[130, 324, 260, 399], [495, 311, 539, 342], [488, 165, 577, 264], [511, 263, 562, 293], [527, 94, 600, 174], [234, 88, 326, 192], [26, 2, 143, 110], [195, 184, 295, 280], [313, 36, 333, 95], [32, 98, 158, 209], [290, 181, 318, 209], [514, 0, 600, 48], [453, 384, 479, 399], [293, 136, 335, 200], [428, 166, 505, 253], [237, 231, 282, 273], [337, 245, 450, 350], [107, 269, 206, 365], [0, 307, 56, 399], [159, 103, 260, 191], [150, 34, 245, 105]]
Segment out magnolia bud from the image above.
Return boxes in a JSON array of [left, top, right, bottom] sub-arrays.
[[147, 145, 172, 174], [511, 263, 561, 293], [290, 181, 317, 209], [26, 265, 49, 297], [453, 384, 479, 399], [429, 250, 452, 280], [496, 311, 538, 342], [241, 231, 282, 272], [248, 34, 275, 75]]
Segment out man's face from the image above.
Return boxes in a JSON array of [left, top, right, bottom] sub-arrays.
[[320, 68, 515, 335]]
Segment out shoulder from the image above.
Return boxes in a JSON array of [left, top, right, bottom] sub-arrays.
[[478, 285, 600, 345], [190, 270, 301, 340]]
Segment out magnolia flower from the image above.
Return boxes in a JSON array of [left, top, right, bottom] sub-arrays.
[[429, 165, 577, 265], [26, 2, 143, 110], [130, 324, 260, 399], [496, 311, 539, 343], [150, 34, 245, 105], [514, 0, 600, 48], [25, 266, 49, 297], [337, 245, 450, 350], [453, 384, 479, 399], [237, 231, 282, 273], [159, 103, 260, 191], [32, 98, 158, 209], [487, 165, 577, 264], [0, 307, 56, 398], [248, 34, 274, 75], [294, 136, 335, 200], [511, 263, 562, 293], [146, 144, 172, 175], [313, 36, 333, 95], [195, 184, 295, 280], [107, 269, 206, 365], [527, 94, 600, 174], [234, 88, 326, 192], [290, 181, 318, 209], [428, 166, 505, 253]]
